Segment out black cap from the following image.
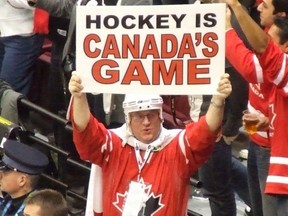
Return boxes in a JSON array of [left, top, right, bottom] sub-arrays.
[[0, 140, 48, 174]]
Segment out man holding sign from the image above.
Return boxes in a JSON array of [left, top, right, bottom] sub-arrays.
[[68, 72, 231, 215]]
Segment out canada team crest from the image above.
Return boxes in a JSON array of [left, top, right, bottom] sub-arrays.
[[113, 179, 164, 215]]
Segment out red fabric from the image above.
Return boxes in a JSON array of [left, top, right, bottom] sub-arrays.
[[225, 29, 270, 147], [226, 27, 288, 195], [72, 114, 216, 215], [33, 8, 49, 34], [252, 36, 288, 194]]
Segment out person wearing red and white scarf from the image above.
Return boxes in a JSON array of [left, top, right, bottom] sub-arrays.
[[67, 70, 231, 215]]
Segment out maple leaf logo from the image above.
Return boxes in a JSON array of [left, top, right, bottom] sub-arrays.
[[113, 191, 127, 212], [139, 193, 164, 216], [113, 179, 164, 215]]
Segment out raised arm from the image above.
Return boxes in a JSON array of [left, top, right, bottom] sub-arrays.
[[205, 73, 232, 133], [68, 73, 90, 132], [225, 0, 269, 53], [225, 7, 263, 83]]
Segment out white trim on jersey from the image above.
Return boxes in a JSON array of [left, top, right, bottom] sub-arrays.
[[266, 175, 288, 184], [270, 156, 288, 165], [273, 54, 287, 85], [178, 130, 189, 164], [252, 54, 264, 83]]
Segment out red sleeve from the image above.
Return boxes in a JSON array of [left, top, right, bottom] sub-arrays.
[[185, 116, 217, 172], [226, 29, 263, 83], [72, 113, 115, 166], [258, 38, 288, 89]]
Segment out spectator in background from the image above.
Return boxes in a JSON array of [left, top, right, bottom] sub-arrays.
[[256, 0, 288, 29], [29, 0, 126, 129], [0, 140, 48, 215], [226, 0, 288, 215], [0, 0, 45, 95], [28, 0, 76, 115], [45, 16, 70, 115], [226, 0, 288, 216], [23, 189, 68, 216]]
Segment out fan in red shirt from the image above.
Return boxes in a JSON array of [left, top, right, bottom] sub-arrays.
[[67, 72, 231, 216], [226, 0, 288, 214], [225, 0, 288, 214]]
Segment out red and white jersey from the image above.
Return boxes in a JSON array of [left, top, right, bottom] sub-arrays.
[[226, 29, 270, 147], [72, 114, 217, 216], [257, 38, 288, 194]]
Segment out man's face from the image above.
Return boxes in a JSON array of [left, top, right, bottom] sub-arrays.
[[257, 0, 276, 28], [129, 109, 161, 144], [0, 170, 23, 197], [23, 204, 41, 216], [268, 24, 288, 52]]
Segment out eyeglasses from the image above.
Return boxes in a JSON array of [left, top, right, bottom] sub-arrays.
[[130, 110, 159, 123]]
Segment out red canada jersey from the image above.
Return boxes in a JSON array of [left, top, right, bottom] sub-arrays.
[[257, 38, 288, 194], [72, 114, 217, 215], [226, 29, 270, 147]]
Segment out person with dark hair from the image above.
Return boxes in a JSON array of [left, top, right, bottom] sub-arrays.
[[23, 189, 68, 216], [273, 16, 288, 44], [225, 0, 288, 215], [0, 140, 49, 215], [256, 0, 288, 29], [226, 0, 288, 215]]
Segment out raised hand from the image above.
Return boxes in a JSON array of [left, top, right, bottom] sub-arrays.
[[216, 73, 232, 100], [68, 71, 84, 98]]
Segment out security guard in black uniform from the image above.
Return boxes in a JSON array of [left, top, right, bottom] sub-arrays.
[[0, 140, 48, 216]]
